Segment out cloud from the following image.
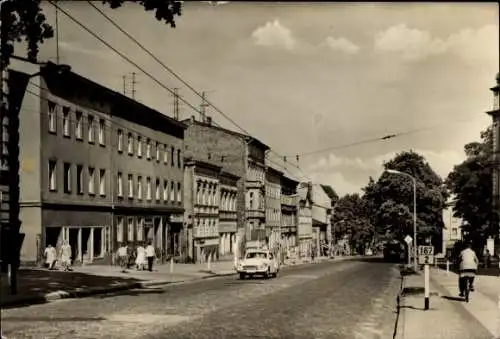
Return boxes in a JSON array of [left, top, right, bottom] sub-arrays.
[[321, 36, 360, 54], [374, 24, 499, 63], [251, 20, 297, 50], [306, 149, 465, 195], [59, 41, 112, 60]]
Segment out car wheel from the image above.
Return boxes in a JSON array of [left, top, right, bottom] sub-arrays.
[[265, 268, 271, 279], [239, 273, 245, 280]]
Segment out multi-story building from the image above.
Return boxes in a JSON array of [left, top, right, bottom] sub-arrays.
[[15, 61, 185, 264], [183, 157, 221, 262], [281, 174, 299, 249], [442, 198, 463, 256], [311, 183, 332, 256], [265, 167, 282, 249], [486, 72, 500, 253], [297, 182, 313, 257], [183, 116, 270, 255], [218, 170, 239, 257]]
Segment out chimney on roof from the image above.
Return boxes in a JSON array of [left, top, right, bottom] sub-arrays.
[[191, 115, 196, 123], [206, 116, 212, 126]]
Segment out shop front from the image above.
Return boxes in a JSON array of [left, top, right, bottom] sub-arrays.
[[193, 237, 219, 263], [219, 221, 237, 256]]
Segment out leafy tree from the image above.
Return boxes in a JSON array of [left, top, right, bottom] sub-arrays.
[[0, 0, 182, 69], [445, 127, 495, 248], [332, 193, 373, 254], [362, 150, 448, 252], [320, 184, 339, 207]]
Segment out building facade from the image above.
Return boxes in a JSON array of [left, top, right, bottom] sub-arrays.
[[266, 167, 282, 249], [297, 182, 313, 257], [218, 170, 239, 257], [16, 62, 185, 264], [183, 158, 221, 263], [183, 116, 270, 256], [281, 175, 299, 249], [311, 183, 332, 256], [442, 199, 463, 255], [486, 72, 500, 252]]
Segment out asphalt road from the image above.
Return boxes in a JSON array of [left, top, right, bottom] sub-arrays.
[[1, 258, 402, 339]]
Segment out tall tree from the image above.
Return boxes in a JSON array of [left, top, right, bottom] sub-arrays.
[[332, 193, 373, 254], [0, 0, 182, 69], [446, 127, 495, 247], [362, 150, 448, 252]]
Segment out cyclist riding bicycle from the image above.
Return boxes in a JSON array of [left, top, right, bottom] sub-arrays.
[[457, 242, 478, 297]]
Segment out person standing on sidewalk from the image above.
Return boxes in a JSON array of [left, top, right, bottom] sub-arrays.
[[135, 242, 146, 271], [458, 242, 479, 297], [117, 243, 128, 273], [44, 244, 57, 270], [145, 241, 156, 272], [60, 241, 72, 272]]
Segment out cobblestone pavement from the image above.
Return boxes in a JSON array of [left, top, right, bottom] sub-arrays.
[[2, 258, 401, 339]]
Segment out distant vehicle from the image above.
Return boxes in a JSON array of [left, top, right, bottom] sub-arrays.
[[236, 249, 279, 279], [383, 242, 405, 263]]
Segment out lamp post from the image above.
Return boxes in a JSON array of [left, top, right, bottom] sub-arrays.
[[386, 169, 418, 271]]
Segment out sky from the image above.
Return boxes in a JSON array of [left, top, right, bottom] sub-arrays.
[[30, 1, 499, 196]]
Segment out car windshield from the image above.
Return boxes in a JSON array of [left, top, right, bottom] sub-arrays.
[[246, 252, 267, 259]]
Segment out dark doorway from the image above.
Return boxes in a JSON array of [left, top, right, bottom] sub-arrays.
[[45, 227, 61, 248], [69, 228, 78, 262], [82, 228, 90, 257]]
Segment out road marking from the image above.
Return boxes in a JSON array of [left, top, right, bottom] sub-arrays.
[[106, 313, 193, 325]]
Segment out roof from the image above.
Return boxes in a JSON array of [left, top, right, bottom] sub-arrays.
[[220, 170, 240, 181], [182, 117, 270, 151], [40, 62, 186, 138], [267, 166, 284, 177]]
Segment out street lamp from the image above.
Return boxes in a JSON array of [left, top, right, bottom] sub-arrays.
[[386, 169, 418, 271]]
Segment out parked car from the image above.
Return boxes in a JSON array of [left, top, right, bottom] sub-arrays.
[[236, 249, 279, 279]]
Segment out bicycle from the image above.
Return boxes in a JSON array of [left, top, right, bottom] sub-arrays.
[[463, 277, 472, 303]]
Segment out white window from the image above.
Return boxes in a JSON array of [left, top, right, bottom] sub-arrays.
[[136, 218, 144, 241], [62, 107, 70, 137], [116, 217, 124, 242], [170, 182, 175, 202], [156, 142, 160, 162], [127, 217, 134, 242], [177, 182, 182, 203], [137, 136, 142, 157], [88, 115, 95, 143], [155, 178, 161, 201], [63, 162, 71, 193], [75, 111, 83, 140], [137, 176, 143, 200], [76, 165, 83, 194], [98, 119, 105, 145], [128, 174, 134, 198], [127, 133, 133, 155], [88, 167, 95, 194], [146, 139, 152, 160], [163, 180, 168, 201], [48, 160, 57, 191], [99, 169, 106, 196], [48, 101, 57, 133], [146, 177, 152, 200], [117, 172, 123, 197], [117, 129, 123, 152], [163, 145, 168, 163]]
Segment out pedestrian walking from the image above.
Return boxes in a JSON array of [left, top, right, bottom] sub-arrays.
[[44, 244, 57, 270], [117, 242, 128, 272], [145, 241, 156, 272], [135, 242, 146, 271], [483, 249, 491, 268], [60, 241, 72, 271]]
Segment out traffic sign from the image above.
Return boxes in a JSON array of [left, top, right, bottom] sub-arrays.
[[404, 235, 412, 244], [418, 245, 434, 265]]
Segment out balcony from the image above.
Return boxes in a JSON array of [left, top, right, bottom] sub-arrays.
[[219, 210, 237, 220], [246, 209, 265, 219], [281, 195, 298, 206]]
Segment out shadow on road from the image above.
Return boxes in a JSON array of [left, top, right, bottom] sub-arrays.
[[356, 256, 392, 264], [91, 287, 167, 299], [2, 316, 106, 322], [441, 295, 465, 303]]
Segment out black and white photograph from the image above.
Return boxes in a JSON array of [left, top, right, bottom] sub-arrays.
[[0, 1, 499, 338]]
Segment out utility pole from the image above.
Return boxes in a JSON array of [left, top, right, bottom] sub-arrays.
[[55, 0, 60, 64], [200, 91, 209, 123], [122, 74, 128, 96], [131, 72, 137, 100], [172, 88, 180, 120]]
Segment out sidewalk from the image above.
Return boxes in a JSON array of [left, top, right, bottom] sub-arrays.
[[0, 260, 235, 309], [396, 268, 499, 339]]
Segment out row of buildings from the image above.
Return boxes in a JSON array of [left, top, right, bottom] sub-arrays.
[[6, 60, 335, 265]]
